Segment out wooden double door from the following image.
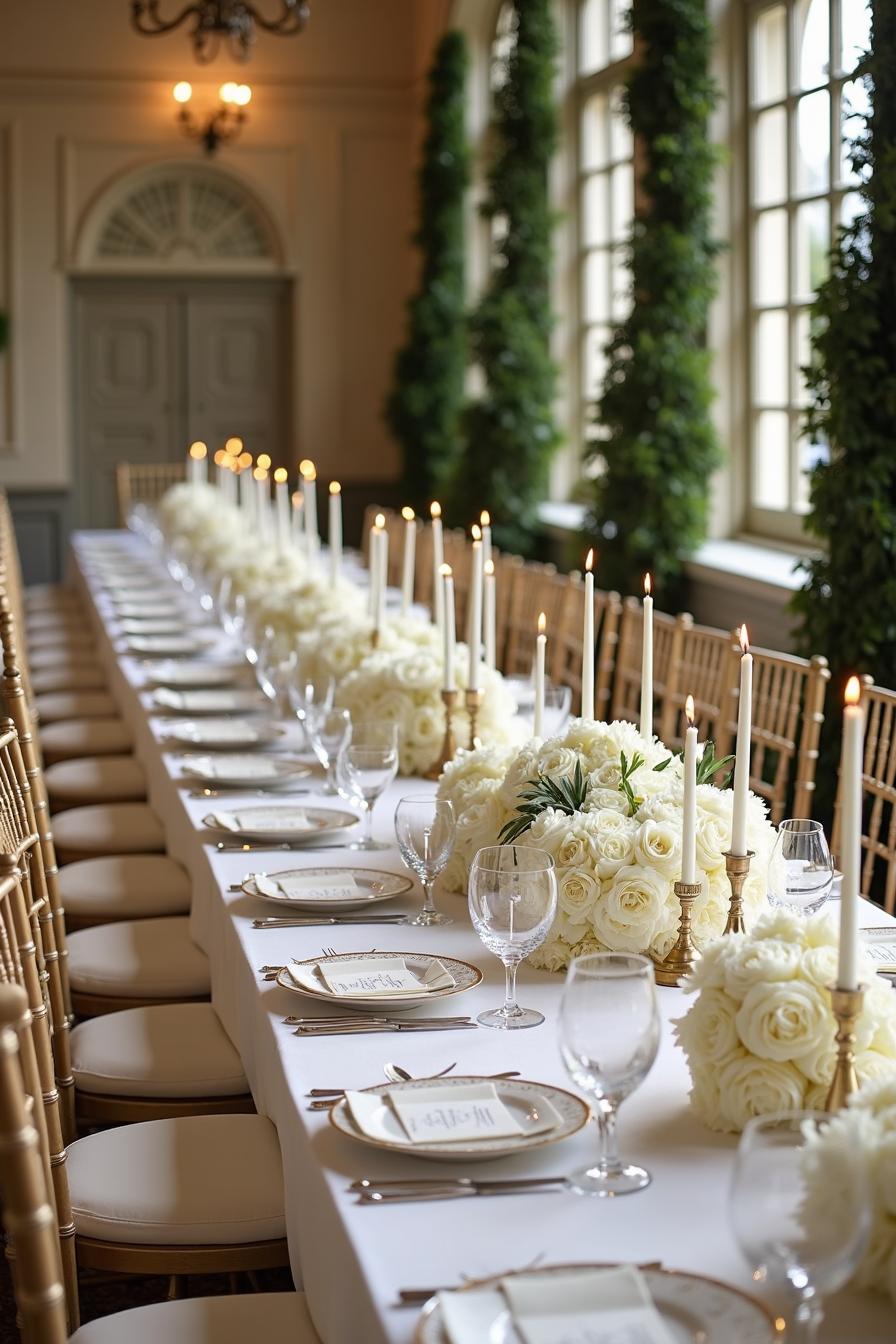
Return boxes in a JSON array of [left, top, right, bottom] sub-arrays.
[[72, 277, 291, 528]]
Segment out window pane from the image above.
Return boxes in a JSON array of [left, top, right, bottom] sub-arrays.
[[609, 0, 633, 60], [579, 0, 608, 75], [610, 248, 630, 319], [752, 5, 788, 105], [583, 249, 611, 323], [798, 0, 830, 90], [583, 325, 612, 402], [794, 198, 830, 299], [794, 308, 815, 406], [608, 90, 632, 162], [755, 310, 789, 405], [754, 209, 788, 305], [609, 163, 633, 241], [840, 0, 871, 74], [841, 190, 865, 228], [581, 92, 610, 172], [840, 78, 871, 184], [796, 89, 830, 193], [754, 411, 791, 509], [582, 173, 609, 247], [753, 106, 788, 206], [490, 2, 516, 92], [796, 433, 829, 511]]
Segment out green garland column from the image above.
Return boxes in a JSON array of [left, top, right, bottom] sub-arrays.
[[587, 0, 722, 599], [448, 0, 561, 552], [385, 31, 471, 511]]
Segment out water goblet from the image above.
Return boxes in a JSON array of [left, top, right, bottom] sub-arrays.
[[467, 845, 558, 1029], [287, 671, 335, 745], [253, 626, 297, 714], [543, 681, 573, 738], [558, 952, 660, 1196], [768, 819, 834, 915], [394, 796, 456, 926], [335, 721, 399, 850], [306, 707, 352, 794], [731, 1111, 871, 1342]]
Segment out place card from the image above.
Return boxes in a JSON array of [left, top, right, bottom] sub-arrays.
[[321, 956, 453, 996], [388, 1083, 529, 1143], [122, 618, 186, 635], [860, 928, 896, 974], [155, 689, 258, 712], [166, 720, 268, 743], [181, 755, 287, 780], [128, 636, 199, 654], [501, 1267, 677, 1344], [255, 872, 360, 902], [210, 809, 315, 833]]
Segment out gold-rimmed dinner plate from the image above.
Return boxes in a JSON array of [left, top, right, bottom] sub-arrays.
[[415, 1264, 778, 1342], [142, 661, 246, 689], [276, 950, 481, 1012], [330, 1076, 588, 1162], [125, 634, 205, 657], [159, 718, 285, 750], [121, 618, 188, 636], [243, 866, 412, 912], [152, 688, 268, 716], [179, 755, 311, 788], [202, 804, 358, 844]]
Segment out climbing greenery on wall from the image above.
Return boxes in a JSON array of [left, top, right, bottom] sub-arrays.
[[384, 31, 471, 512], [585, 0, 722, 600], [447, 0, 561, 551]]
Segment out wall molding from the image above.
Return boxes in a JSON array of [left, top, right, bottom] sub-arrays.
[[0, 120, 22, 457], [6, 489, 72, 585]]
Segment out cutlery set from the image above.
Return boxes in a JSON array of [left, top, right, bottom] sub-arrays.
[[216, 840, 353, 852], [290, 1015, 477, 1037], [350, 1176, 571, 1204], [252, 913, 411, 929]]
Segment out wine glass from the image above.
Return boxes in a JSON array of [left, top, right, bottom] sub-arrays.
[[287, 670, 335, 745], [253, 626, 297, 715], [731, 1112, 871, 1342], [558, 952, 660, 1196], [306, 707, 352, 794], [467, 845, 557, 1029], [768, 819, 834, 915], [335, 721, 399, 850], [394, 796, 456, 926], [543, 682, 573, 737]]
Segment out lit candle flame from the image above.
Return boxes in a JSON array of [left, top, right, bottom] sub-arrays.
[[430, 501, 441, 519], [238, 451, 252, 470], [256, 453, 271, 471], [401, 506, 415, 522], [439, 563, 452, 577], [739, 624, 750, 654], [845, 675, 861, 706], [374, 512, 386, 530], [299, 458, 316, 481], [225, 436, 243, 455], [213, 449, 226, 466], [585, 548, 594, 573], [273, 467, 288, 484], [480, 510, 490, 527], [471, 524, 482, 542], [291, 491, 303, 509], [644, 573, 652, 596], [329, 481, 341, 495], [253, 466, 268, 481], [686, 694, 695, 725], [188, 440, 207, 460], [537, 611, 546, 636], [484, 559, 495, 576]]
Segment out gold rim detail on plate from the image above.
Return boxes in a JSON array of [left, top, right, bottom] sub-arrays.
[[275, 951, 483, 1009], [244, 867, 412, 907]]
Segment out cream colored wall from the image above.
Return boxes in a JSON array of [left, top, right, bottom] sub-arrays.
[[0, 0, 446, 491]]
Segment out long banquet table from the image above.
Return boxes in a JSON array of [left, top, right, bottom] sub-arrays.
[[70, 530, 896, 1343]]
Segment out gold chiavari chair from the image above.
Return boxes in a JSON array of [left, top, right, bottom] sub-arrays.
[[715, 642, 830, 824], [550, 576, 623, 719], [492, 553, 522, 674], [832, 679, 896, 913], [502, 561, 563, 679], [610, 600, 690, 735], [661, 621, 735, 751], [0, 980, 321, 1343], [115, 462, 186, 526]]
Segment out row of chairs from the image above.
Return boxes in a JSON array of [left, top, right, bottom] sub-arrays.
[[0, 490, 319, 1340]]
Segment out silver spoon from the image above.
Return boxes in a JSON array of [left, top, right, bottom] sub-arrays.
[[384, 1061, 456, 1084]]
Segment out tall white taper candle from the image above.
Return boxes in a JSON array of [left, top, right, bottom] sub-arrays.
[[273, 468, 290, 551], [838, 677, 865, 991], [441, 564, 456, 692], [400, 507, 416, 615], [484, 560, 496, 671], [328, 482, 342, 583], [467, 528, 483, 691], [431, 502, 444, 636], [480, 510, 492, 571], [681, 694, 698, 885], [730, 625, 753, 856], [582, 548, 595, 720], [534, 612, 547, 738], [300, 460, 318, 558], [188, 441, 207, 487], [640, 573, 654, 738]]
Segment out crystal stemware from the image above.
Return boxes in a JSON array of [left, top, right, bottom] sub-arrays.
[[731, 1111, 871, 1342], [467, 845, 557, 1029], [558, 952, 660, 1196], [394, 796, 456, 926], [253, 626, 297, 715], [768, 819, 834, 915], [335, 721, 399, 850], [287, 670, 335, 745], [306, 707, 352, 794]]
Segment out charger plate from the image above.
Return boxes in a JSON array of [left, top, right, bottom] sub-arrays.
[[276, 950, 481, 1012], [179, 755, 311, 787], [159, 718, 285, 750], [143, 661, 245, 689], [415, 1263, 777, 1342], [202, 804, 358, 843], [243, 866, 411, 911]]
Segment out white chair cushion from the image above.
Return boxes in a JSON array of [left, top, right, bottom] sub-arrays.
[[40, 718, 133, 764], [29, 646, 100, 671], [58, 854, 190, 921], [71, 1003, 247, 1098], [70, 1293, 320, 1344], [45, 755, 146, 805], [31, 663, 107, 694], [28, 630, 97, 653], [67, 1113, 285, 1246], [67, 917, 210, 998], [26, 611, 86, 634], [53, 802, 165, 856], [35, 690, 119, 723], [24, 582, 80, 609]]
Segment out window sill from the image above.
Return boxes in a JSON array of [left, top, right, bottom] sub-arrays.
[[685, 537, 810, 601]]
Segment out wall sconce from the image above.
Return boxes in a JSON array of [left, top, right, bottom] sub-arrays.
[[172, 80, 252, 155]]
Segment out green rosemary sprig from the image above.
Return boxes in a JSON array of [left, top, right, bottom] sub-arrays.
[[498, 759, 588, 845]]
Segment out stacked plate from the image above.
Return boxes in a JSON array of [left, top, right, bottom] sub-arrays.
[[202, 804, 357, 843], [243, 866, 411, 911], [180, 755, 310, 789], [159, 719, 285, 750]]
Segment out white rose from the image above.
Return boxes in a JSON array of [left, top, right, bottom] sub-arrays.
[[687, 1060, 725, 1128], [589, 818, 638, 880], [583, 786, 630, 816], [735, 979, 830, 1062], [392, 652, 440, 691], [557, 868, 601, 926], [675, 988, 742, 1065], [535, 744, 581, 778], [633, 819, 680, 878], [442, 853, 469, 895], [694, 809, 729, 872], [717, 1055, 807, 1133], [591, 863, 671, 953], [554, 826, 591, 869], [723, 938, 803, 999]]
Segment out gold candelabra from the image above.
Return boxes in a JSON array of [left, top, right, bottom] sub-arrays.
[[424, 689, 459, 781], [824, 983, 866, 1112], [722, 850, 754, 935], [465, 687, 484, 750], [653, 880, 702, 987]]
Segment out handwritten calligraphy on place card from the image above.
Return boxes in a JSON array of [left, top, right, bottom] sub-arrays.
[[502, 1269, 677, 1344], [210, 809, 315, 833], [319, 958, 428, 996], [388, 1084, 526, 1143], [256, 872, 360, 902], [860, 929, 896, 973]]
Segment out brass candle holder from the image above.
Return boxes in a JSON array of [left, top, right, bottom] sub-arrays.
[[823, 983, 866, 1112], [465, 687, 485, 749], [424, 689, 459, 781], [653, 880, 702, 987], [722, 850, 754, 935], [370, 627, 380, 651]]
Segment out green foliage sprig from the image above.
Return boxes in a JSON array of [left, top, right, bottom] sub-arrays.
[[499, 759, 587, 844], [585, 0, 723, 600], [384, 32, 471, 510], [448, 0, 561, 552]]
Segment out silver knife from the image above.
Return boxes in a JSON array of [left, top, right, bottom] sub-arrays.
[[252, 915, 411, 928], [294, 1021, 477, 1036], [353, 1177, 569, 1203], [216, 841, 353, 852]]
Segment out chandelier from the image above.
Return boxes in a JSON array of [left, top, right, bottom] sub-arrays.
[[131, 1, 310, 63]]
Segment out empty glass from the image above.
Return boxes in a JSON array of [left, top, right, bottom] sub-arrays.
[[306, 707, 352, 794], [559, 952, 660, 1196], [287, 671, 336, 745], [336, 721, 399, 850], [731, 1112, 871, 1342], [394, 796, 456, 926], [253, 626, 297, 715], [768, 819, 834, 914], [543, 682, 573, 737], [468, 845, 558, 1029]]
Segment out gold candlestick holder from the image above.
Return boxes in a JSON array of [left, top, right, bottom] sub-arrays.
[[722, 850, 754, 935], [424, 689, 459, 781], [465, 687, 484, 750], [823, 983, 866, 1112], [370, 627, 380, 651], [653, 880, 703, 987]]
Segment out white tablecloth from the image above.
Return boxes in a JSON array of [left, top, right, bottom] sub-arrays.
[[71, 531, 896, 1343]]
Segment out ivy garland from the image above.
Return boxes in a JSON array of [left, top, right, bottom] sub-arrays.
[[448, 0, 561, 552], [384, 31, 471, 511], [585, 0, 722, 600]]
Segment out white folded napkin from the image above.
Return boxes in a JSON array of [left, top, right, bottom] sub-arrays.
[[129, 636, 198, 653], [255, 872, 360, 901], [501, 1267, 677, 1344], [156, 689, 250, 712], [345, 1082, 561, 1147], [182, 755, 285, 781], [287, 956, 453, 997], [122, 618, 185, 635], [169, 720, 264, 743], [210, 809, 314, 833]]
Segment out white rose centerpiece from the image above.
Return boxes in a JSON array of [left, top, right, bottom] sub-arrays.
[[675, 909, 896, 1132]]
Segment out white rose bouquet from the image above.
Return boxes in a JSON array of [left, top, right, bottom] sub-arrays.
[[437, 717, 777, 970], [674, 908, 896, 1133]]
